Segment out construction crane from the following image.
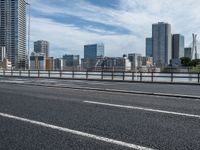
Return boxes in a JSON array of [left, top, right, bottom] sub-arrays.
[[26, 0, 31, 70]]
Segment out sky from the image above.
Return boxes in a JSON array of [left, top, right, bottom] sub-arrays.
[[29, 0, 200, 58]]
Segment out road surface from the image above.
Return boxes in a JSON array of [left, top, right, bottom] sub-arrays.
[[0, 78, 200, 149]]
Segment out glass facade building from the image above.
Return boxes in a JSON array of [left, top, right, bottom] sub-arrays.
[[152, 22, 172, 67], [0, 0, 27, 69], [146, 38, 153, 57], [84, 43, 104, 59], [63, 54, 80, 67], [184, 47, 192, 59], [172, 34, 185, 59]]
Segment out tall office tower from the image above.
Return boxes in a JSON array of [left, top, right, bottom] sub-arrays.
[[172, 34, 185, 59], [0, 0, 27, 69], [34, 40, 50, 57], [152, 22, 172, 67], [84, 43, 104, 59], [146, 38, 153, 57]]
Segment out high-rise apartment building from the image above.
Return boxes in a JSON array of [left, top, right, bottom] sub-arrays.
[[172, 34, 185, 59], [152, 22, 172, 67], [0, 0, 27, 69], [146, 38, 153, 57], [34, 40, 49, 57]]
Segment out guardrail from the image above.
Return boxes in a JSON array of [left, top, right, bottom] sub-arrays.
[[0, 70, 199, 84]]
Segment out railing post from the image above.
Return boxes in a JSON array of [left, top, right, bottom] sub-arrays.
[[11, 69, 13, 77], [48, 70, 50, 78], [140, 72, 142, 82], [123, 72, 125, 81], [72, 70, 75, 79], [38, 70, 40, 78], [198, 73, 200, 84], [151, 72, 154, 82], [19, 70, 21, 77], [60, 70, 62, 79], [86, 71, 88, 80], [101, 71, 104, 80], [112, 71, 114, 80], [28, 70, 30, 78], [132, 72, 134, 81], [171, 72, 173, 83], [3, 70, 5, 77]]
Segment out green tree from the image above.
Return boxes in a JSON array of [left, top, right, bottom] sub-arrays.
[[180, 57, 191, 67]]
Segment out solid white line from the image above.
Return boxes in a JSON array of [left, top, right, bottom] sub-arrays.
[[0, 112, 154, 150], [84, 101, 200, 119]]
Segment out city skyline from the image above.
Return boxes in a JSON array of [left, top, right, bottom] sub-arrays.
[[30, 0, 200, 58]]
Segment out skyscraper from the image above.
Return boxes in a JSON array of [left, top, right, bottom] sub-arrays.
[[34, 40, 50, 57], [172, 34, 184, 59], [152, 22, 172, 67], [0, 0, 27, 69], [146, 38, 153, 57]]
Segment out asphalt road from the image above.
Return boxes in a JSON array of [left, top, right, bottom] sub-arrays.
[[0, 79, 200, 149], [1, 77, 200, 96]]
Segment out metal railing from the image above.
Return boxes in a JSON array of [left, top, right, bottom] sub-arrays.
[[0, 70, 199, 84]]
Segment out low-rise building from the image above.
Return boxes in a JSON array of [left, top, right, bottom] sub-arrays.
[[54, 58, 63, 70], [128, 53, 142, 72], [1, 58, 12, 70], [46, 57, 54, 71], [63, 54, 80, 71], [184, 47, 192, 59], [94, 55, 131, 72], [30, 52, 46, 70]]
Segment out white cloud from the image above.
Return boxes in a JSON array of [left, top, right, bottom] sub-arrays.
[[29, 0, 200, 58], [30, 17, 140, 58]]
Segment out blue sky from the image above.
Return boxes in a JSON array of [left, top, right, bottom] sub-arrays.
[[29, 0, 200, 58]]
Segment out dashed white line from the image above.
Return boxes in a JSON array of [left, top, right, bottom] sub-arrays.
[[0, 112, 155, 150], [84, 101, 200, 119]]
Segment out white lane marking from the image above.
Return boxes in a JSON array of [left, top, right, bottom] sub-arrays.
[[84, 101, 200, 119], [0, 113, 155, 150]]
